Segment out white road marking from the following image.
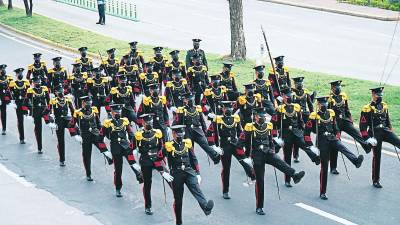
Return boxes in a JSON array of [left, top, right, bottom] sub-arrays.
[[295, 202, 358, 225], [0, 163, 35, 188]]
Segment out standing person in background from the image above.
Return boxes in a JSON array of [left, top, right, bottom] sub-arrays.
[[96, 0, 106, 25]]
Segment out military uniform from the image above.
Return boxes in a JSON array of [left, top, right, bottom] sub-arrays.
[[87, 70, 110, 116], [359, 87, 399, 188], [27, 53, 48, 86], [75, 47, 93, 73], [186, 58, 209, 105], [120, 42, 145, 72], [0, 66, 13, 134], [253, 65, 276, 116], [185, 39, 208, 69], [236, 84, 262, 127], [47, 57, 68, 93], [150, 47, 168, 85], [202, 78, 228, 116], [121, 61, 141, 96], [268, 56, 291, 98], [139, 63, 160, 95], [305, 97, 363, 199], [219, 63, 239, 101], [166, 50, 186, 81], [108, 79, 137, 123], [164, 77, 190, 108], [67, 65, 88, 109]]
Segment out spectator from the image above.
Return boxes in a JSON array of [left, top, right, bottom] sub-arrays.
[[96, 0, 106, 25]]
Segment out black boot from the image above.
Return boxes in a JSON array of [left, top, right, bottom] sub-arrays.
[[331, 168, 339, 175], [116, 189, 122, 197], [355, 155, 364, 168], [60, 161, 66, 167], [256, 208, 265, 215], [373, 182, 383, 188], [86, 176, 93, 182], [222, 192, 230, 199], [285, 182, 292, 188], [292, 171, 305, 184], [320, 193, 328, 200], [145, 208, 153, 215], [203, 200, 214, 216]]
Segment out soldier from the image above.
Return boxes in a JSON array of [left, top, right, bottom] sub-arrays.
[[137, 84, 169, 139], [132, 114, 172, 215], [202, 74, 228, 118], [238, 107, 305, 215], [272, 87, 320, 187], [108, 74, 137, 123], [163, 125, 214, 225], [102, 104, 143, 197], [47, 57, 68, 94], [75, 47, 93, 73], [304, 97, 364, 200], [360, 87, 398, 188], [0, 64, 13, 134], [68, 63, 88, 109], [291, 77, 315, 163], [253, 65, 277, 115], [121, 55, 141, 96], [139, 62, 159, 95], [9, 68, 30, 143], [268, 55, 291, 98], [174, 93, 222, 164], [166, 50, 186, 81], [165, 69, 190, 109], [185, 39, 208, 69], [186, 53, 209, 105], [219, 62, 239, 101], [27, 53, 48, 85], [48, 86, 75, 166], [120, 41, 145, 72], [150, 46, 168, 85], [101, 48, 119, 86], [236, 84, 262, 127], [86, 67, 110, 117], [72, 96, 113, 181], [329, 80, 374, 175], [207, 101, 255, 199], [25, 77, 50, 154]]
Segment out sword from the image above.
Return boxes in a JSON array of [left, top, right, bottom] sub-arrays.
[[341, 153, 350, 181]]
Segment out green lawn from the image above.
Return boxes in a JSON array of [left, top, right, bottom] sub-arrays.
[[338, 0, 400, 11], [0, 6, 399, 130]]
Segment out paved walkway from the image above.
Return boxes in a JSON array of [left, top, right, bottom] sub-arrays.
[[260, 0, 400, 21]]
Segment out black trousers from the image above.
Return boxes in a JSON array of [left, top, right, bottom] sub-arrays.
[[141, 164, 158, 208], [253, 152, 295, 209], [188, 128, 219, 162], [112, 148, 136, 191], [1, 103, 6, 131], [371, 129, 400, 183], [172, 170, 208, 225], [56, 121, 67, 162], [81, 134, 108, 177], [98, 4, 105, 23], [283, 132, 318, 182], [34, 117, 43, 150], [329, 137, 359, 171], [320, 159, 329, 195], [293, 113, 309, 159], [221, 143, 254, 194], [330, 119, 370, 169], [16, 108, 25, 141]]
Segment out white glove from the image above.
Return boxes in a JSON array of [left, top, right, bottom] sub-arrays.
[[212, 145, 223, 155], [74, 135, 82, 143], [131, 163, 141, 172], [103, 150, 112, 159], [276, 96, 283, 102], [108, 76, 113, 81], [50, 93, 55, 99], [162, 172, 174, 182], [48, 123, 57, 129], [243, 157, 253, 167], [273, 137, 284, 147], [208, 113, 216, 119], [196, 175, 202, 184], [10, 100, 16, 108], [310, 146, 320, 155], [170, 106, 177, 113], [366, 137, 377, 147], [132, 148, 138, 156]]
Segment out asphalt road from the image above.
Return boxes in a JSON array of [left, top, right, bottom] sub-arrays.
[[12, 0, 400, 85], [0, 28, 400, 225]]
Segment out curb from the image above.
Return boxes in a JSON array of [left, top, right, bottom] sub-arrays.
[[259, 0, 400, 21]]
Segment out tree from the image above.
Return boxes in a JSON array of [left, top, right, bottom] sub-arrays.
[[0, 0, 4, 7], [23, 0, 33, 16], [228, 0, 246, 60], [7, 0, 12, 9]]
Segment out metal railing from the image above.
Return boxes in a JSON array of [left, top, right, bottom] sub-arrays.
[[54, 0, 138, 21]]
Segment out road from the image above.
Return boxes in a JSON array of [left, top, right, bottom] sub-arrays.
[[11, 0, 400, 85], [0, 28, 400, 225]]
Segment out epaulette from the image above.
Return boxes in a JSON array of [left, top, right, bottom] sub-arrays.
[[8, 81, 16, 88], [201, 65, 207, 72], [215, 116, 223, 124], [67, 75, 74, 80], [361, 104, 371, 113], [184, 139, 192, 149], [220, 86, 227, 93], [166, 81, 173, 88], [255, 93, 262, 102], [92, 106, 99, 114], [229, 72, 235, 78], [82, 72, 88, 79], [181, 78, 187, 85], [27, 88, 34, 94], [49, 98, 57, 105], [155, 129, 163, 139], [165, 141, 175, 152], [244, 123, 255, 132], [152, 72, 159, 79], [74, 58, 80, 63], [238, 95, 246, 105], [102, 119, 113, 128], [110, 87, 118, 95], [41, 86, 49, 92], [73, 109, 83, 118], [267, 122, 273, 130], [24, 80, 30, 87], [294, 103, 301, 112], [382, 102, 388, 110], [304, 88, 311, 94], [328, 109, 335, 118], [48, 68, 55, 73], [86, 78, 94, 84], [135, 131, 143, 141], [139, 73, 146, 80], [176, 107, 185, 114], [122, 117, 130, 126], [309, 112, 319, 120], [283, 66, 289, 73], [233, 114, 240, 123], [137, 51, 143, 56], [65, 95, 73, 102], [277, 105, 285, 113], [341, 92, 348, 101], [127, 86, 133, 93], [187, 67, 194, 73], [28, 64, 33, 70], [160, 96, 167, 105], [204, 88, 212, 97], [143, 96, 152, 106], [268, 67, 274, 74], [196, 105, 203, 112]]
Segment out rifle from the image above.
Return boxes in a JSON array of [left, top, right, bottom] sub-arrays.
[[261, 26, 281, 96]]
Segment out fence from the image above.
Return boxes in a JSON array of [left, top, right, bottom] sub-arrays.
[[54, 0, 138, 21]]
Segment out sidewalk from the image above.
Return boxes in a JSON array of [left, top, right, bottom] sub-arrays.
[[0, 163, 102, 225], [260, 0, 400, 21]]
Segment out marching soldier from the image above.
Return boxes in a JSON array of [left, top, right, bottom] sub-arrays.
[[202, 75, 228, 118], [219, 62, 239, 101], [86, 67, 110, 117], [304, 97, 364, 200], [131, 114, 170, 215], [207, 101, 255, 199], [268, 55, 290, 98], [121, 55, 141, 96], [360, 87, 398, 188], [291, 77, 315, 162], [108, 74, 137, 123], [163, 125, 214, 225], [27, 53, 48, 85], [120, 41, 145, 72], [150, 46, 168, 85], [186, 53, 209, 105], [9, 68, 30, 143], [236, 84, 262, 127], [68, 63, 88, 109], [272, 87, 320, 187], [329, 80, 374, 174], [165, 69, 190, 109], [0, 64, 13, 134], [101, 48, 120, 86], [102, 104, 143, 197], [75, 47, 93, 73], [25, 77, 50, 154], [139, 62, 159, 95], [238, 107, 305, 215], [72, 96, 113, 181], [48, 86, 75, 166], [185, 39, 208, 69], [253, 65, 277, 115], [166, 50, 186, 81], [47, 57, 68, 94], [174, 93, 222, 164]]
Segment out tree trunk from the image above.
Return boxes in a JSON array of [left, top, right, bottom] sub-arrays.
[[229, 0, 246, 60], [22, 0, 33, 16], [0, 0, 5, 7], [28, 0, 33, 16], [7, 0, 12, 9]]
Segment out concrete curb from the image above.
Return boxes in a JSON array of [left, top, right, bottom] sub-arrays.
[[259, 0, 400, 21]]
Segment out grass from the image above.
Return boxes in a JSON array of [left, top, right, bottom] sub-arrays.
[[338, 0, 400, 11], [0, 6, 399, 130]]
